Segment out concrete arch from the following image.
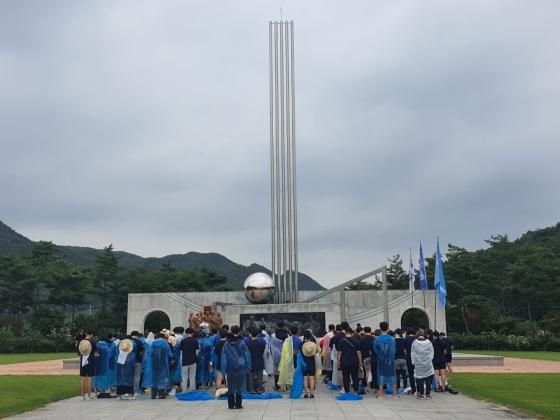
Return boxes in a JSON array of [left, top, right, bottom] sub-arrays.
[[400, 307, 431, 330], [142, 308, 171, 333]]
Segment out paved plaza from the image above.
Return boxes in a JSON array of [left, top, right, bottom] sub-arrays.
[[9, 385, 532, 420]]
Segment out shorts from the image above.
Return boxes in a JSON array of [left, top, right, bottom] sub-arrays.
[[433, 360, 447, 370], [395, 358, 407, 370], [446, 356, 453, 364], [303, 356, 316, 376], [80, 363, 95, 377]]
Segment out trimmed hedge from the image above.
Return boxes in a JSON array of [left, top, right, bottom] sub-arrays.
[[449, 333, 560, 352]]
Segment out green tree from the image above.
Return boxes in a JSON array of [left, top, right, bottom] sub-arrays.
[[386, 254, 408, 289], [94, 245, 120, 312]]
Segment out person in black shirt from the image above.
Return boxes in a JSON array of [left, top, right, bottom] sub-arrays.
[[360, 327, 374, 392], [439, 332, 458, 394], [394, 329, 408, 392], [79, 331, 96, 400], [130, 331, 144, 396], [179, 327, 199, 392], [301, 329, 318, 398], [404, 328, 417, 394], [432, 331, 447, 392], [246, 328, 266, 393], [370, 329, 381, 392], [337, 328, 362, 394], [215, 329, 227, 389]]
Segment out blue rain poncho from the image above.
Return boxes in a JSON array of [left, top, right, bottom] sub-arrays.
[[141, 341, 153, 385], [289, 351, 305, 399], [142, 338, 173, 389], [93, 341, 114, 391], [109, 341, 118, 386], [117, 343, 137, 387], [373, 334, 396, 385], [171, 341, 182, 386], [197, 336, 213, 384], [269, 335, 284, 374], [221, 335, 251, 394], [411, 338, 434, 379]]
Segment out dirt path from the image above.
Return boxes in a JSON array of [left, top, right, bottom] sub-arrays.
[[0, 359, 78, 375], [454, 357, 560, 373], [1, 356, 559, 375]]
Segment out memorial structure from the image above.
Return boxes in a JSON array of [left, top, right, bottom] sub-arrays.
[[126, 20, 446, 335]]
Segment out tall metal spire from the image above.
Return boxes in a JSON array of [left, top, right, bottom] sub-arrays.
[[269, 20, 298, 303]]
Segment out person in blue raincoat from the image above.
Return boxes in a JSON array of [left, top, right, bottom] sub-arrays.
[[196, 333, 213, 388], [116, 338, 137, 399], [373, 322, 397, 399], [142, 333, 173, 399], [167, 335, 181, 393], [93, 337, 115, 397], [221, 325, 251, 409]]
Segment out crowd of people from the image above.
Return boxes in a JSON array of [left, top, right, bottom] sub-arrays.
[[76, 320, 457, 409]]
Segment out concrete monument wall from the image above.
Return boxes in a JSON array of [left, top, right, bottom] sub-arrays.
[[127, 289, 445, 334]]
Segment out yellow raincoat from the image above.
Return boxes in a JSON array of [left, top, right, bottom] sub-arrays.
[[278, 336, 294, 387]]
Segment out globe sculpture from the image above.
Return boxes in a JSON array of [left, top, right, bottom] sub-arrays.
[[244, 272, 275, 304]]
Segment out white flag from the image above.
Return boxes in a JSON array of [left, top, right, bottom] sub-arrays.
[[408, 248, 415, 293]]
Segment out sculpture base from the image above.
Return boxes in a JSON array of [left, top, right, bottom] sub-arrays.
[[218, 302, 340, 336]]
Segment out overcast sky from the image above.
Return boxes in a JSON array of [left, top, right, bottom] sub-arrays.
[[1, 1, 559, 288]]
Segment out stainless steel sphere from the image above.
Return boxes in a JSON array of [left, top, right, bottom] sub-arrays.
[[244, 273, 275, 304]]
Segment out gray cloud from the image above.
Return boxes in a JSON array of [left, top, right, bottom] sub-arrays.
[[1, 0, 559, 287]]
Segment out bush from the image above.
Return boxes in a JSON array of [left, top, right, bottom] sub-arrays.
[[449, 332, 560, 351]]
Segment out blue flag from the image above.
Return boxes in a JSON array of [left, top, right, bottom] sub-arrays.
[[418, 242, 428, 291], [434, 238, 447, 308]]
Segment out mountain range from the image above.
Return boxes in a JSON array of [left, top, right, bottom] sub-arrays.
[[0, 220, 324, 291]]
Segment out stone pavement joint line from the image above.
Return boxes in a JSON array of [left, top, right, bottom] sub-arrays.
[[7, 384, 534, 420]]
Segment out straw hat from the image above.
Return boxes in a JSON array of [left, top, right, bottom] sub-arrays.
[[119, 339, 134, 353], [215, 387, 229, 398], [168, 335, 177, 347], [78, 339, 92, 357], [302, 341, 318, 357]]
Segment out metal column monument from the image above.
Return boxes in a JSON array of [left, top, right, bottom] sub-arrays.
[[269, 20, 298, 303]]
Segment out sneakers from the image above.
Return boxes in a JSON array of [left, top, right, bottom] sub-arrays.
[[425, 395, 432, 400]]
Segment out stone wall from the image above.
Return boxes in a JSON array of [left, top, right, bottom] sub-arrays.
[[127, 289, 445, 333]]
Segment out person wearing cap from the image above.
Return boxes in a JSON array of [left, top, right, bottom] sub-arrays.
[[373, 322, 397, 399], [79, 331, 97, 401]]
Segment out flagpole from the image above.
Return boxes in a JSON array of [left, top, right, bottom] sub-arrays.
[[410, 247, 414, 309], [434, 237, 438, 331]]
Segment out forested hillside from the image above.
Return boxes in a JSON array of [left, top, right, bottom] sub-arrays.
[[0, 220, 323, 291]]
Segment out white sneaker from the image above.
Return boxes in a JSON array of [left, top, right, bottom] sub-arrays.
[[83, 396, 90, 401], [169, 389, 176, 396]]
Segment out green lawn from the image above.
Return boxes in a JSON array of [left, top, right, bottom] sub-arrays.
[[0, 375, 78, 418], [0, 353, 77, 365], [452, 373, 560, 419], [459, 350, 560, 361]]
